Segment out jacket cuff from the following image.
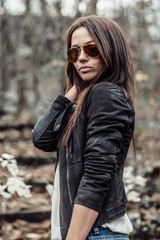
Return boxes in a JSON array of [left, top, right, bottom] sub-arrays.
[[51, 93, 71, 110], [74, 188, 105, 212]]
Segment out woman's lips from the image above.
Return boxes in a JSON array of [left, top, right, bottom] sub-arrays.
[[79, 66, 92, 73]]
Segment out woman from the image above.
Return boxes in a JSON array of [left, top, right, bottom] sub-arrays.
[[32, 15, 136, 240]]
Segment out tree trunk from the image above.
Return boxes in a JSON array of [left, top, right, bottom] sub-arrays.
[[25, 0, 30, 14], [85, 0, 98, 15], [0, 14, 9, 91]]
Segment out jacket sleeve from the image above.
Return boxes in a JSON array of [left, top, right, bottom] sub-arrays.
[[74, 82, 133, 212], [32, 93, 71, 152]]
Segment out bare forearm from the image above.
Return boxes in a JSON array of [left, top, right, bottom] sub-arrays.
[[66, 204, 99, 240]]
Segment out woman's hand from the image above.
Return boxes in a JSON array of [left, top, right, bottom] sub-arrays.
[[65, 85, 78, 102]]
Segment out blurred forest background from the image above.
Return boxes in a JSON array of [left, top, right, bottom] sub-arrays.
[[0, 0, 160, 239]]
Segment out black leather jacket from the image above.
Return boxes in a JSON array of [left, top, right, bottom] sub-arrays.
[[32, 82, 135, 239]]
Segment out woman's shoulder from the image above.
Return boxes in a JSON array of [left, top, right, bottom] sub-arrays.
[[89, 82, 126, 99], [87, 81, 134, 111]]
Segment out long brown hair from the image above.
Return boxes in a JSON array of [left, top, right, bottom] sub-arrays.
[[62, 15, 136, 146]]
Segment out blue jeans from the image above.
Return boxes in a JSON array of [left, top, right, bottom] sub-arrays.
[[86, 226, 130, 240]]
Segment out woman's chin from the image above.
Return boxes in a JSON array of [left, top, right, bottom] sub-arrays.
[[80, 75, 93, 82]]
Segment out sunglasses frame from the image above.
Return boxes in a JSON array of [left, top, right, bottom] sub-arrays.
[[67, 42, 100, 63]]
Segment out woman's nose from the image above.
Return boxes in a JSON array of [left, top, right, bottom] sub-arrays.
[[78, 48, 88, 62]]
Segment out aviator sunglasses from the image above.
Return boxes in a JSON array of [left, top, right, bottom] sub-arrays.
[[67, 42, 100, 63]]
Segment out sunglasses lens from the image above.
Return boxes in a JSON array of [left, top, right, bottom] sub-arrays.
[[84, 43, 99, 57], [67, 43, 99, 63], [67, 48, 79, 63]]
